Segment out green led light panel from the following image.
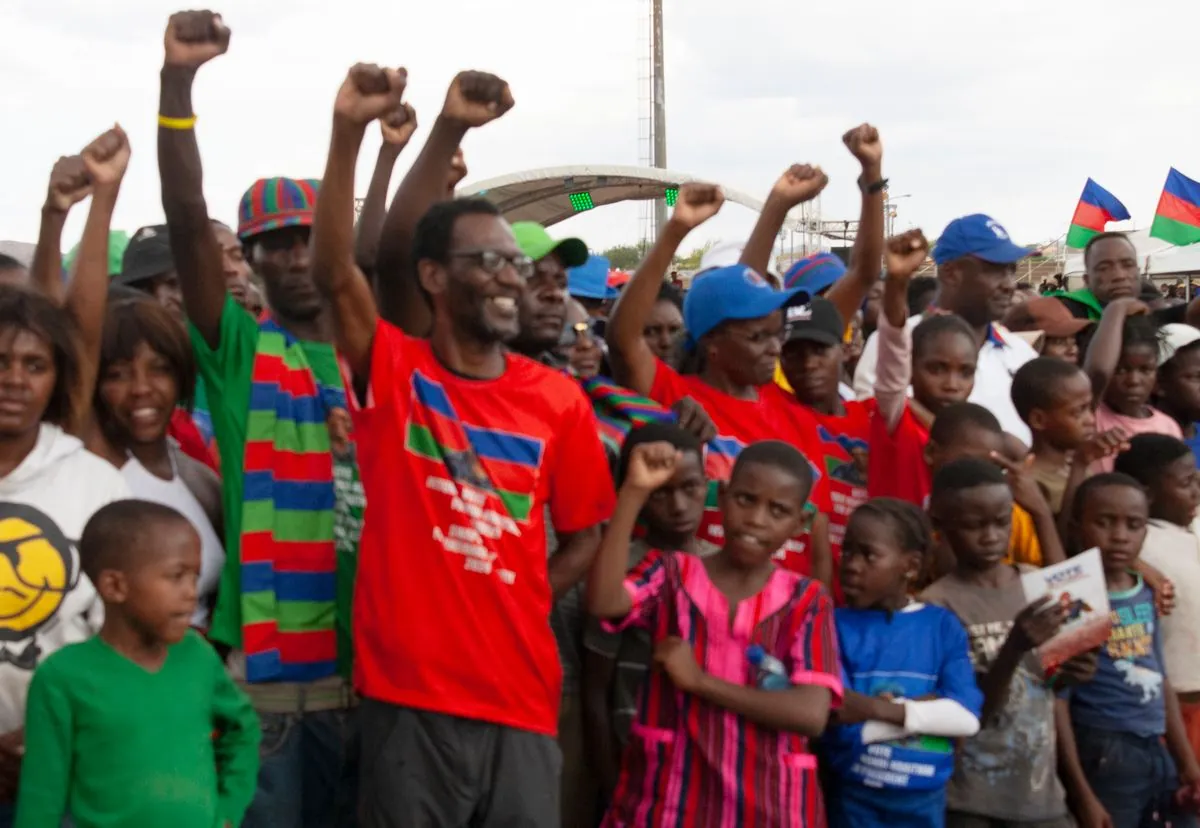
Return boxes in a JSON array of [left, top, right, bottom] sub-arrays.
[[568, 191, 595, 212], [664, 187, 679, 207]]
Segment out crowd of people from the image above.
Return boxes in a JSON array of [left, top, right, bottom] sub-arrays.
[[2, 8, 1200, 828]]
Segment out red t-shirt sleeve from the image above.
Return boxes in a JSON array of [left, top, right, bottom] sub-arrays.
[[647, 357, 689, 409], [344, 318, 409, 414], [547, 387, 617, 534]]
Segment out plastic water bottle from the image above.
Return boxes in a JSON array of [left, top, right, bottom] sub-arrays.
[[747, 645, 791, 690]]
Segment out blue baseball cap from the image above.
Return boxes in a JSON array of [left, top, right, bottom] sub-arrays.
[[783, 252, 847, 294], [568, 254, 617, 300], [933, 214, 1033, 266], [684, 265, 802, 344]]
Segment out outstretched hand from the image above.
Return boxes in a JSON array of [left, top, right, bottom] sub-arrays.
[[442, 70, 514, 128], [670, 183, 724, 231], [45, 155, 92, 214], [81, 125, 131, 192], [163, 9, 230, 69], [769, 164, 829, 209], [335, 64, 408, 128]]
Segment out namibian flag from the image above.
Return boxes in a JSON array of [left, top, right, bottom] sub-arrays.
[[1065, 179, 1130, 249], [405, 371, 545, 522], [1150, 168, 1200, 247]]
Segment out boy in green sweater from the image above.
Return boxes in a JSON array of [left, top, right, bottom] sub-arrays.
[[15, 500, 260, 828]]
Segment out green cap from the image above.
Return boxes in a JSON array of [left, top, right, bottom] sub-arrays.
[[510, 222, 589, 268], [63, 229, 129, 277]]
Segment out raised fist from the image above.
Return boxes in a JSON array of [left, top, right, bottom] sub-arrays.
[[334, 63, 408, 127], [670, 183, 724, 231], [442, 71, 514, 128], [447, 148, 469, 191], [164, 10, 230, 69], [81, 125, 131, 190], [884, 229, 929, 283], [843, 123, 882, 169], [45, 156, 91, 214], [380, 102, 417, 148], [624, 441, 681, 494], [769, 164, 829, 208]]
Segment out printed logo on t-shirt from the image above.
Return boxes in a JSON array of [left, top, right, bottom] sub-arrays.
[[1107, 602, 1162, 703], [818, 425, 869, 488], [0, 503, 79, 670]]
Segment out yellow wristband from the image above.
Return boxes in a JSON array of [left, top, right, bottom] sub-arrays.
[[158, 113, 197, 130]]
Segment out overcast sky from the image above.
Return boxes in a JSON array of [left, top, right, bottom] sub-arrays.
[[3, 0, 1198, 259]]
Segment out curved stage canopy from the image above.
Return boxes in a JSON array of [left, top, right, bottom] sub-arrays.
[[459, 165, 808, 232]]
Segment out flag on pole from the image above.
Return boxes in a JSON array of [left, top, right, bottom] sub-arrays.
[[1065, 179, 1131, 249], [1150, 168, 1200, 247]]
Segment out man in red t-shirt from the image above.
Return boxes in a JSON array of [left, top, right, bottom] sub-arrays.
[[310, 67, 615, 827]]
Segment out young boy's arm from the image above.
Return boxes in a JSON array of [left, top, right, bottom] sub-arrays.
[[1054, 697, 1111, 828], [14, 669, 72, 828], [211, 657, 261, 826], [979, 596, 1064, 723]]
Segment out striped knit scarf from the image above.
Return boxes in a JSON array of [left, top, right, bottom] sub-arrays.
[[580, 376, 676, 456], [240, 318, 343, 683]]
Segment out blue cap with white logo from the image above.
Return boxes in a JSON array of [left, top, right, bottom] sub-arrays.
[[683, 265, 802, 345], [933, 214, 1033, 266]]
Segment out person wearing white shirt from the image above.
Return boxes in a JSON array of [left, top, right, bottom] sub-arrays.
[[853, 214, 1038, 444]]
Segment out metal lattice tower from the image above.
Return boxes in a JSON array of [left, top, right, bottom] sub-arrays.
[[636, 0, 667, 246]]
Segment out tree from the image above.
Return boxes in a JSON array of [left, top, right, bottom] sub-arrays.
[[601, 241, 649, 271], [676, 240, 715, 271]]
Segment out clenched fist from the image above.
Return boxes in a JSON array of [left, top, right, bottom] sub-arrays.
[[334, 63, 408, 128], [45, 156, 91, 214], [380, 102, 417, 148], [81, 125, 131, 191], [442, 71, 514, 128], [884, 229, 929, 283], [623, 441, 682, 494], [669, 183, 724, 231], [164, 10, 230, 69], [769, 164, 829, 208], [843, 123, 882, 170]]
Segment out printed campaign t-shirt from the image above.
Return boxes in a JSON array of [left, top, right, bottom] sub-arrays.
[[648, 360, 832, 576], [1069, 577, 1166, 737], [922, 568, 1068, 823], [867, 403, 930, 507], [0, 424, 129, 732], [805, 400, 873, 563], [346, 321, 615, 736], [188, 294, 364, 667]]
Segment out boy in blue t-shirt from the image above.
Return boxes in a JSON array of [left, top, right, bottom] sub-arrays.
[[1060, 473, 1200, 828]]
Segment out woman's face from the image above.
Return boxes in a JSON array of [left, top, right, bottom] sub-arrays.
[[99, 341, 179, 446], [708, 312, 784, 388], [643, 299, 683, 365], [0, 328, 56, 439], [557, 300, 604, 379]]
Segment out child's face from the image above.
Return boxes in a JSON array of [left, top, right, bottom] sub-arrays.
[[839, 512, 921, 610], [1041, 335, 1080, 365], [1075, 483, 1148, 573], [1150, 452, 1200, 527], [931, 482, 1013, 570], [780, 339, 843, 408], [1105, 343, 1158, 416], [912, 331, 977, 414], [1158, 346, 1200, 421], [925, 425, 1006, 474], [718, 461, 808, 568], [121, 526, 201, 644], [641, 450, 706, 544], [1032, 371, 1095, 450]]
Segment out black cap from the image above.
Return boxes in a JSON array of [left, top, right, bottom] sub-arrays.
[[782, 295, 845, 346], [117, 225, 174, 287]]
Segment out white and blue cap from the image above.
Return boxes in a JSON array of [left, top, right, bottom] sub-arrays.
[[683, 265, 802, 346], [933, 214, 1034, 266]]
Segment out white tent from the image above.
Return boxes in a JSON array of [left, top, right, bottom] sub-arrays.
[[1063, 229, 1200, 278]]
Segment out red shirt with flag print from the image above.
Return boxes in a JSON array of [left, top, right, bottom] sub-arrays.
[[648, 361, 832, 576], [346, 322, 615, 736], [867, 402, 932, 507]]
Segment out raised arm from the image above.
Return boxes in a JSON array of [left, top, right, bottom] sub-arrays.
[[311, 64, 409, 380], [30, 157, 92, 300], [353, 108, 416, 276], [158, 10, 231, 349], [69, 126, 132, 436], [876, 230, 929, 429], [606, 184, 724, 394], [738, 165, 829, 277], [1083, 298, 1146, 406], [824, 125, 886, 328], [374, 72, 512, 335]]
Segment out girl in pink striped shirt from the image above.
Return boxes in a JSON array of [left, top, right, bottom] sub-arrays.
[[587, 438, 842, 828]]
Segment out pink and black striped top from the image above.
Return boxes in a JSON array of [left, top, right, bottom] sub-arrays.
[[604, 551, 843, 828]]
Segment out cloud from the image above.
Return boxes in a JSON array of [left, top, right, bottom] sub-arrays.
[[1, 0, 1197, 265]]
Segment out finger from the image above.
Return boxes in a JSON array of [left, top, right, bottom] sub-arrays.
[[211, 13, 231, 49], [350, 63, 389, 95], [988, 450, 1018, 473]]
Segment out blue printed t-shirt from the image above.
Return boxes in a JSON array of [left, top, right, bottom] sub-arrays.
[[1069, 576, 1166, 738], [825, 602, 983, 808]]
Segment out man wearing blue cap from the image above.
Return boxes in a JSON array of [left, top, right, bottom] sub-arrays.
[[853, 214, 1038, 442]]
